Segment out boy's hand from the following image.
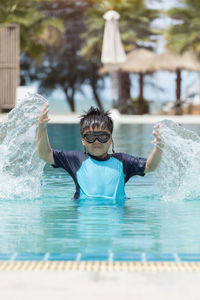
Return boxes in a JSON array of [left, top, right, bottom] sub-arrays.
[[145, 123, 163, 172], [152, 123, 164, 149], [38, 102, 50, 129]]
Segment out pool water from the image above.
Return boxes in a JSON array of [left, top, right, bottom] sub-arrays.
[[0, 123, 200, 257]]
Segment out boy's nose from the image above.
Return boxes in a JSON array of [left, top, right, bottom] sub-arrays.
[[93, 138, 100, 143]]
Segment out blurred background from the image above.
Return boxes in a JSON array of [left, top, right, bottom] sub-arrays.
[[1, 0, 200, 115]]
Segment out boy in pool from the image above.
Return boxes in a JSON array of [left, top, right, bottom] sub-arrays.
[[36, 103, 162, 202]]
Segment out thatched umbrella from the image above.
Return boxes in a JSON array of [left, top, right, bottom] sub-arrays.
[[151, 50, 200, 114], [120, 48, 156, 114], [99, 48, 156, 114]]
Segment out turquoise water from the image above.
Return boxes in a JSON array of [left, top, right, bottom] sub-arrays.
[[1, 123, 200, 255]]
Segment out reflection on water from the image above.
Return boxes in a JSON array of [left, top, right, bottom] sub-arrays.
[[0, 123, 200, 254]]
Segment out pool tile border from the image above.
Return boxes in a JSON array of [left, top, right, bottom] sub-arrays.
[[0, 253, 200, 262]]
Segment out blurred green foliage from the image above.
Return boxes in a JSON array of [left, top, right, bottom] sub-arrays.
[[1, 0, 160, 112], [0, 0, 63, 59], [82, 0, 160, 60], [166, 0, 200, 56]]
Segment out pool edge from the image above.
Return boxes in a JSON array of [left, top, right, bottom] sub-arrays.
[[0, 261, 200, 272]]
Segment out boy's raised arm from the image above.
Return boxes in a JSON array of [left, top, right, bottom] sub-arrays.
[[145, 124, 163, 173], [36, 102, 55, 164], [145, 146, 162, 173]]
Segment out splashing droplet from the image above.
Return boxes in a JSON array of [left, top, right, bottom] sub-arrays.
[[154, 119, 200, 201], [0, 93, 47, 199]]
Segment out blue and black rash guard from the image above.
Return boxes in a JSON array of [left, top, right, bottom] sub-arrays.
[[52, 150, 147, 202]]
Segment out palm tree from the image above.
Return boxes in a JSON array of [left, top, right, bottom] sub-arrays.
[[0, 0, 63, 59], [164, 0, 200, 114], [19, 0, 104, 112], [81, 0, 159, 113], [21, 0, 103, 112], [166, 0, 200, 56]]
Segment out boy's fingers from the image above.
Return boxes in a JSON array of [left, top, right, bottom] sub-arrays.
[[39, 103, 50, 125], [43, 107, 48, 113], [152, 131, 163, 144], [153, 130, 162, 138], [152, 139, 164, 148], [153, 131, 160, 136], [153, 131, 159, 137], [43, 108, 49, 118], [42, 102, 48, 112]]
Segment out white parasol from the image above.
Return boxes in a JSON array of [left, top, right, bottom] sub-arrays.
[[101, 10, 126, 65], [101, 9, 126, 103]]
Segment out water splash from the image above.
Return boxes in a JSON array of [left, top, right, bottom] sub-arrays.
[[0, 93, 47, 199], [154, 119, 200, 201]]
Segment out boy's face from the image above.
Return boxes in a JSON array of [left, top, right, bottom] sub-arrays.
[[82, 125, 112, 158]]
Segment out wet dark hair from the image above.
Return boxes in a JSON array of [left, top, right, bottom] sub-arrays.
[[80, 106, 113, 135]]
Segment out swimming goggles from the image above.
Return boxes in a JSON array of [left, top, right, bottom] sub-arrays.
[[83, 131, 111, 143]]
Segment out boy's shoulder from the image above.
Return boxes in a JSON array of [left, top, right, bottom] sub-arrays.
[[110, 152, 147, 163], [110, 152, 132, 161], [61, 150, 87, 157], [53, 149, 88, 162]]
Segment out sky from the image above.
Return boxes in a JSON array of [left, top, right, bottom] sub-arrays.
[[146, 0, 180, 10]]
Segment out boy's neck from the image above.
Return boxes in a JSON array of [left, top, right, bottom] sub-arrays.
[[89, 152, 108, 159], [98, 152, 108, 159]]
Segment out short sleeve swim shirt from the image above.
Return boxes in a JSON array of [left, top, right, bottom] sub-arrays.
[[52, 150, 147, 202]]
